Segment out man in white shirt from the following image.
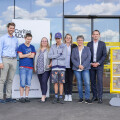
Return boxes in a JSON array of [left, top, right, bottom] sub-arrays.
[[87, 30, 107, 104]]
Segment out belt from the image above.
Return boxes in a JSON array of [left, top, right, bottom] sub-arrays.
[[2, 56, 16, 59]]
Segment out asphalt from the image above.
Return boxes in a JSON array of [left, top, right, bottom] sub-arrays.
[[0, 93, 120, 120]]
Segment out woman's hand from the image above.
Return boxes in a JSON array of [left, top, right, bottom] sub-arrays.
[[79, 65, 84, 70], [47, 64, 52, 68], [0, 63, 4, 69]]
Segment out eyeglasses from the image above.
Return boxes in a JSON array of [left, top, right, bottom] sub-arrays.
[[77, 40, 83, 42], [41, 41, 48, 43]]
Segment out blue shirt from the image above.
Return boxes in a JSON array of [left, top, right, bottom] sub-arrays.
[[17, 43, 36, 69], [0, 33, 18, 63]]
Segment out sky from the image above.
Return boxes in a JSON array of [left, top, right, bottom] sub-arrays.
[[0, 0, 120, 43]]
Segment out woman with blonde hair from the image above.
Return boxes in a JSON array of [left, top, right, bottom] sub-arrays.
[[64, 33, 77, 102], [34, 37, 51, 102]]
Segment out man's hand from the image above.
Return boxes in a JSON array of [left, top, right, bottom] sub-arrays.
[[27, 52, 32, 57], [91, 63, 100, 67], [0, 63, 4, 69]]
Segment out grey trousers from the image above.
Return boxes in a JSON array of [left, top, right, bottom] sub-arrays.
[[0, 58, 17, 99]]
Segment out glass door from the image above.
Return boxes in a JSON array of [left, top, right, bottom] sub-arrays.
[[64, 18, 91, 91], [93, 18, 120, 91], [64, 17, 120, 92]]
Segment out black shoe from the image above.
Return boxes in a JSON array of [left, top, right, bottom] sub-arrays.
[[59, 98, 64, 104], [40, 99, 45, 103], [85, 99, 92, 104], [91, 97, 98, 101], [25, 97, 30, 102], [6, 98, 16, 103], [52, 98, 58, 104], [98, 98, 103, 104], [19, 98, 25, 103], [78, 98, 83, 103], [0, 99, 6, 104]]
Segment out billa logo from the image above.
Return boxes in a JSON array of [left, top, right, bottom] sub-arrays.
[[15, 29, 31, 38]]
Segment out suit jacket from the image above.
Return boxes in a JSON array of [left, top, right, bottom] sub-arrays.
[[87, 40, 107, 69], [71, 46, 91, 71], [70, 44, 77, 68]]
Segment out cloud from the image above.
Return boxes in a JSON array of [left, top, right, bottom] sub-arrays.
[[69, 24, 86, 33], [35, 0, 69, 7], [2, 6, 47, 22], [101, 30, 119, 42], [57, 13, 63, 17], [0, 6, 47, 36], [75, 2, 120, 15], [0, 20, 7, 36], [96, 0, 119, 3], [68, 19, 91, 27], [65, 19, 90, 37]]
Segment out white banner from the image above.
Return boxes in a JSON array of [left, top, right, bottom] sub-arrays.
[[12, 19, 50, 99]]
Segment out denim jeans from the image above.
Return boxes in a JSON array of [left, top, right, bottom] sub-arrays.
[[19, 67, 33, 88], [74, 70, 90, 99]]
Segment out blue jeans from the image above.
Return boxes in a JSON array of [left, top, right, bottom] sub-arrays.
[[19, 67, 33, 88], [74, 70, 90, 100]]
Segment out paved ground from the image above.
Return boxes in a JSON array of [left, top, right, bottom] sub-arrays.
[[0, 93, 120, 120]]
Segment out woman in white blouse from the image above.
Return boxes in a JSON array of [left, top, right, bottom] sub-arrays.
[[71, 35, 92, 104]]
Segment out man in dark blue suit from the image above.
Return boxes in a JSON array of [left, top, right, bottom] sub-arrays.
[[87, 30, 107, 104]]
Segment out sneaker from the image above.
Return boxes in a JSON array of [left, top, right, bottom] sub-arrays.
[[59, 98, 64, 104], [68, 95, 72, 102], [64, 95, 68, 101], [6, 98, 16, 103], [85, 99, 92, 104], [78, 98, 83, 103], [52, 98, 58, 104], [0, 99, 6, 104], [19, 98, 25, 103], [25, 97, 30, 102], [98, 98, 103, 104]]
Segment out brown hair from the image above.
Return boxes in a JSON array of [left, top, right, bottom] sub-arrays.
[[25, 33, 32, 38], [64, 33, 73, 44], [92, 30, 100, 35], [7, 22, 15, 28], [39, 37, 50, 51]]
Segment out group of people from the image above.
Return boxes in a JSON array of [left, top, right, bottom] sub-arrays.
[[0, 22, 107, 104]]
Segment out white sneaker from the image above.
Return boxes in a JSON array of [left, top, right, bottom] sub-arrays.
[[64, 95, 69, 101], [68, 95, 72, 102]]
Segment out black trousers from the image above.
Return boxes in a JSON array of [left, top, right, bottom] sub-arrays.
[[64, 68, 73, 95], [90, 68, 103, 99], [37, 71, 50, 95]]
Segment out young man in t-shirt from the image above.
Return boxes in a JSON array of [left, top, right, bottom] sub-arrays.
[[17, 33, 36, 103]]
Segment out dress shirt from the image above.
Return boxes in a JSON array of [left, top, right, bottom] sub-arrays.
[[0, 33, 18, 63], [93, 41, 99, 62]]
